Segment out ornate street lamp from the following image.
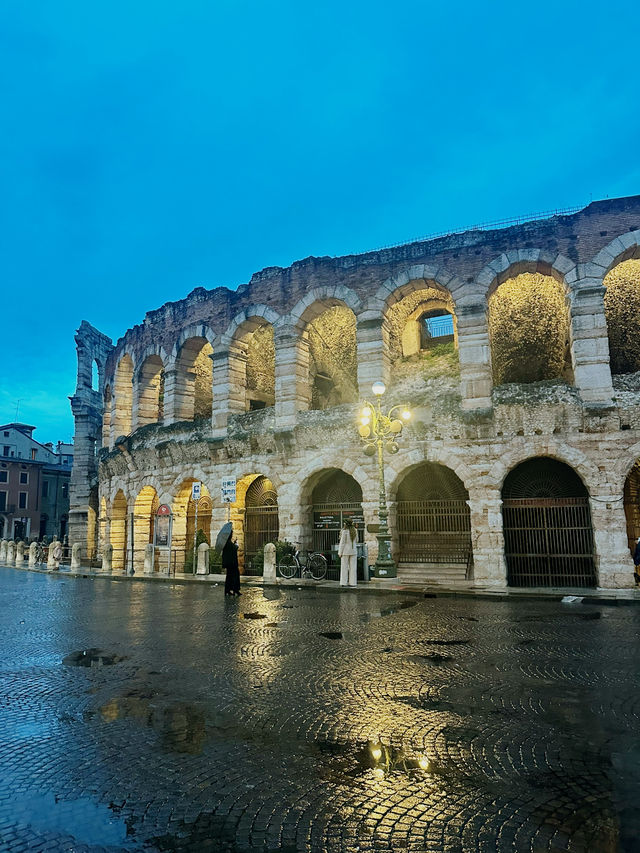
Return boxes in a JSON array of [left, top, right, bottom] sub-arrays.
[[358, 382, 410, 578]]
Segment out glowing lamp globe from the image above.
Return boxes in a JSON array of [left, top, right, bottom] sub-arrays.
[[371, 381, 386, 396]]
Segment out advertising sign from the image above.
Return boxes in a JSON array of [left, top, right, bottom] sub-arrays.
[[155, 504, 171, 547]]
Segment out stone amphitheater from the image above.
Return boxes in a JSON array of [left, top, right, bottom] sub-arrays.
[[69, 195, 640, 589]]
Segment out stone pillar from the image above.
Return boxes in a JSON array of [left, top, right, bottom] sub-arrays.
[[274, 325, 311, 430], [6, 542, 15, 565], [15, 542, 24, 566], [197, 542, 209, 575], [356, 315, 390, 395], [457, 303, 493, 411], [144, 543, 155, 575], [102, 543, 113, 573], [161, 367, 180, 425], [263, 542, 276, 581], [590, 496, 634, 588], [71, 542, 82, 569], [467, 492, 507, 587], [47, 541, 58, 570], [211, 346, 246, 433], [0, 540, 7, 563], [569, 283, 614, 407], [29, 541, 38, 566]]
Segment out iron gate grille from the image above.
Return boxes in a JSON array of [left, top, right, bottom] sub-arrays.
[[396, 500, 472, 565], [502, 498, 596, 588], [312, 502, 365, 581], [244, 506, 279, 576]]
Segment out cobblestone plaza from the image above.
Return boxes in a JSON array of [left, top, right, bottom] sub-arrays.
[[1, 568, 639, 852]]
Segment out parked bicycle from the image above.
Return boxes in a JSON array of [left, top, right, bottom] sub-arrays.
[[278, 544, 327, 581]]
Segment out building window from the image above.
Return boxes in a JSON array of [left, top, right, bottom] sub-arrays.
[[19, 472, 28, 485], [61, 483, 69, 499], [31, 449, 37, 460], [0, 471, 6, 483], [0, 492, 7, 511], [3, 431, 8, 437], [42, 480, 49, 497], [2, 447, 9, 457], [18, 492, 28, 509]]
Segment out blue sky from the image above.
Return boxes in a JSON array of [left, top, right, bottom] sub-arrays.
[[2, 0, 639, 445]]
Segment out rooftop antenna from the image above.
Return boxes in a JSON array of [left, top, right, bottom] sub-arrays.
[[14, 400, 20, 421]]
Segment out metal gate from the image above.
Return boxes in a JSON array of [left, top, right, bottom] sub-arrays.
[[312, 502, 365, 581], [396, 500, 472, 566], [502, 498, 596, 588], [244, 505, 279, 575]]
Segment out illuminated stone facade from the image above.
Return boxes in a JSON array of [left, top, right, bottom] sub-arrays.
[[70, 196, 640, 588]]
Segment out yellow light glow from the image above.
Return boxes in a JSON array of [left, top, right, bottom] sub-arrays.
[[361, 407, 371, 418], [402, 410, 411, 420], [418, 755, 431, 771], [371, 381, 386, 396], [372, 768, 385, 780], [370, 744, 382, 762], [360, 416, 370, 426]]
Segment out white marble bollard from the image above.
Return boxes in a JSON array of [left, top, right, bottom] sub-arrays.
[[7, 542, 16, 565], [47, 540, 59, 570], [263, 542, 276, 581], [71, 542, 82, 569], [15, 542, 24, 566], [29, 541, 38, 566], [0, 540, 7, 563], [144, 543, 155, 574], [197, 542, 209, 575], [102, 544, 113, 573]]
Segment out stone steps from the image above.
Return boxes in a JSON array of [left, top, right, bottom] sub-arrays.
[[398, 562, 471, 586]]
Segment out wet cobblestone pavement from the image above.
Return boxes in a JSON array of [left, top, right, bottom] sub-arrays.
[[1, 568, 639, 852]]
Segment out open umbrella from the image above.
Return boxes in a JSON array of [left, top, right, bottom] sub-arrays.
[[215, 522, 233, 553]]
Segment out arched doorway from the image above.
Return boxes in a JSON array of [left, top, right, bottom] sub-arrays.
[[110, 491, 128, 573], [310, 469, 364, 580], [244, 475, 279, 575], [395, 463, 472, 581], [502, 457, 596, 587], [623, 461, 640, 555], [133, 486, 159, 572]]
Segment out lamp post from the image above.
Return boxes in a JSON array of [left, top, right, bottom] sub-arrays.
[[358, 381, 410, 578]]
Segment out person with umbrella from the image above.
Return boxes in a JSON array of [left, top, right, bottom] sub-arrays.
[[216, 522, 241, 596]]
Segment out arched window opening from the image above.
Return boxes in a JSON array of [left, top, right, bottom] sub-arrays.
[[489, 273, 571, 385], [246, 324, 276, 410], [110, 491, 128, 573], [175, 337, 213, 421], [387, 287, 458, 361], [102, 385, 112, 448], [137, 355, 165, 428], [501, 457, 595, 588], [309, 469, 364, 579], [91, 360, 100, 392], [112, 355, 134, 438], [133, 486, 159, 572], [395, 463, 472, 579], [603, 258, 640, 375], [307, 306, 358, 410]]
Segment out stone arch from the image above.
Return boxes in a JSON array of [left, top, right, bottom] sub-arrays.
[[133, 485, 159, 572], [501, 456, 596, 588], [476, 251, 576, 298], [111, 353, 135, 439], [222, 307, 279, 412], [623, 461, 640, 556], [225, 473, 280, 574], [171, 478, 212, 573], [373, 265, 465, 313], [135, 351, 166, 428], [386, 283, 458, 362], [109, 489, 128, 573], [487, 442, 600, 496], [602, 252, 640, 375], [591, 230, 640, 278], [287, 286, 362, 327], [172, 333, 214, 421]]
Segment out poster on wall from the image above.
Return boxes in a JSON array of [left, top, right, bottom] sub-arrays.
[[155, 504, 171, 546]]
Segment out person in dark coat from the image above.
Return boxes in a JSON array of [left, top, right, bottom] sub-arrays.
[[222, 528, 241, 596], [634, 537, 640, 586]]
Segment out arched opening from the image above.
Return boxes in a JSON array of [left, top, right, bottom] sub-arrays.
[[136, 355, 165, 427], [133, 486, 159, 572], [395, 463, 472, 581], [175, 337, 213, 421], [309, 469, 364, 580], [488, 272, 571, 385], [306, 305, 358, 409], [112, 355, 134, 439], [171, 480, 212, 573], [243, 475, 279, 574], [623, 461, 640, 556], [91, 360, 100, 392], [603, 258, 640, 375], [102, 385, 112, 448], [387, 286, 458, 360], [502, 457, 596, 588], [230, 321, 276, 411], [110, 490, 128, 573]]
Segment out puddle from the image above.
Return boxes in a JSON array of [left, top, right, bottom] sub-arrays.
[[63, 648, 126, 667], [265, 622, 279, 627], [359, 600, 418, 623], [312, 738, 443, 782], [319, 631, 343, 640], [243, 612, 267, 619], [96, 696, 206, 754], [9, 790, 133, 847]]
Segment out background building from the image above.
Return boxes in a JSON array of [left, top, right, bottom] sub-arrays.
[[69, 195, 640, 588], [0, 424, 73, 540]]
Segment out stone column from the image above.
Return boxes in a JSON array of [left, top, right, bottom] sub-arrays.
[[71, 542, 82, 569], [211, 345, 246, 433], [47, 541, 58, 570], [102, 543, 113, 573], [590, 496, 634, 588], [0, 540, 7, 563], [263, 542, 276, 581], [356, 315, 390, 395], [456, 303, 493, 411], [274, 325, 311, 430], [161, 367, 180, 425], [467, 492, 507, 587], [569, 283, 614, 407], [197, 542, 209, 575], [143, 543, 155, 575], [6, 542, 15, 565], [29, 542, 38, 566], [15, 542, 24, 566]]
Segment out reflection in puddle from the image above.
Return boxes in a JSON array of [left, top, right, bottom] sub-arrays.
[[98, 695, 206, 754], [359, 600, 418, 623], [313, 739, 442, 782], [63, 648, 126, 667]]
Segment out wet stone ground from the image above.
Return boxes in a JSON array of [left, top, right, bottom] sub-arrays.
[[0, 569, 639, 852]]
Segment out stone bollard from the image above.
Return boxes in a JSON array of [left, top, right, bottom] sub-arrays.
[[102, 544, 113, 573], [197, 542, 209, 575], [263, 542, 276, 581], [144, 543, 155, 574], [71, 542, 82, 570], [15, 541, 24, 566], [7, 541, 16, 566], [47, 540, 59, 570], [29, 541, 38, 566], [0, 539, 7, 563]]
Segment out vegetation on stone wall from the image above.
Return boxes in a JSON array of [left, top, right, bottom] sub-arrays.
[[308, 306, 358, 408], [247, 324, 275, 395], [488, 273, 568, 385], [604, 259, 640, 375]]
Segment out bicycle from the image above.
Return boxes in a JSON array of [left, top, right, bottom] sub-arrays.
[[278, 544, 327, 581]]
